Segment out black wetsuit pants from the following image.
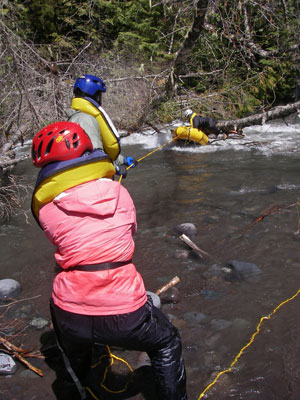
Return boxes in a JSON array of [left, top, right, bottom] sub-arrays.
[[50, 297, 187, 400]]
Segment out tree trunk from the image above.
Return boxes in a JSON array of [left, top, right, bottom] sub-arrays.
[[165, 0, 209, 97], [218, 101, 300, 131]]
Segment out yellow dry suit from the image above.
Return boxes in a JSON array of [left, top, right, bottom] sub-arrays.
[[71, 97, 121, 161], [172, 112, 209, 146]]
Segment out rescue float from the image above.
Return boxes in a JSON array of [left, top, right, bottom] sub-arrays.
[[171, 126, 209, 146]]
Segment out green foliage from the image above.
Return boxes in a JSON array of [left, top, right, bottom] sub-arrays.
[[1, 0, 299, 120]]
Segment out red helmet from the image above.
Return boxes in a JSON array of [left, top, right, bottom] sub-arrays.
[[31, 121, 93, 168]]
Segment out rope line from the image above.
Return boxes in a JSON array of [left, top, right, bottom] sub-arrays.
[[119, 135, 178, 182], [85, 345, 134, 399], [198, 287, 300, 399]]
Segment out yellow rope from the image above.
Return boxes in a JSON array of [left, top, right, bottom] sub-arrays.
[[198, 287, 300, 399], [118, 135, 178, 182], [85, 345, 134, 399]]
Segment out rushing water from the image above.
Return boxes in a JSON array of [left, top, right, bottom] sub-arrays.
[[1, 116, 300, 400]]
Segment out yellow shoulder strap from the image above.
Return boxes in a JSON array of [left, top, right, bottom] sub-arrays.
[[71, 98, 121, 161], [190, 112, 197, 126]]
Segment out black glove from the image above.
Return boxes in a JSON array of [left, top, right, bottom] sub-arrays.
[[115, 165, 127, 178]]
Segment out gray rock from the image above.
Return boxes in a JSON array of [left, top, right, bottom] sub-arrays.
[[223, 260, 261, 282], [175, 223, 197, 236], [160, 287, 181, 304], [0, 279, 21, 300], [0, 353, 17, 375], [146, 291, 161, 309], [29, 317, 49, 330]]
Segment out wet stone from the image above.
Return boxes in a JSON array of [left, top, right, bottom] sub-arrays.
[[0, 353, 17, 375], [174, 249, 190, 259], [222, 260, 261, 282], [160, 287, 181, 304], [174, 223, 197, 236], [202, 264, 223, 279], [29, 317, 49, 330], [183, 311, 208, 326], [7, 304, 32, 319], [210, 318, 232, 331], [201, 289, 222, 300], [0, 279, 21, 300]]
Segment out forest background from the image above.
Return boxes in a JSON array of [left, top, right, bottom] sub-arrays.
[[0, 0, 299, 218]]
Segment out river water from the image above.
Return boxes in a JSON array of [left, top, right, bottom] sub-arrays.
[[1, 116, 300, 400]]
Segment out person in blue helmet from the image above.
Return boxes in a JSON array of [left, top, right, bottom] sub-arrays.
[[66, 74, 137, 176]]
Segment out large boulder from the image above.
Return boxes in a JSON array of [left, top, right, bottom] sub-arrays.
[[0, 279, 21, 300]]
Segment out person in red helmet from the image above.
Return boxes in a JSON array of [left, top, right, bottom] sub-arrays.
[[31, 121, 188, 400]]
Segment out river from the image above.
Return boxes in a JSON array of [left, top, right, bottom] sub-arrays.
[[1, 116, 300, 400]]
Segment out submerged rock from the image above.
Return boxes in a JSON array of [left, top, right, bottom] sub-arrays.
[[174, 223, 197, 236], [222, 260, 261, 282], [201, 289, 222, 300], [183, 311, 208, 326], [210, 318, 232, 331], [0, 279, 21, 300], [160, 287, 181, 304], [202, 264, 223, 279], [174, 249, 190, 259]]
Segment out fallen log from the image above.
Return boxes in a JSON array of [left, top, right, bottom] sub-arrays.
[[1, 124, 28, 154], [0, 155, 29, 171], [218, 100, 300, 131]]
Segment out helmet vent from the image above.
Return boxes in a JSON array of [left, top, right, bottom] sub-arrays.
[[37, 141, 43, 160], [45, 137, 55, 156], [72, 133, 79, 149], [46, 130, 53, 136], [65, 138, 70, 149]]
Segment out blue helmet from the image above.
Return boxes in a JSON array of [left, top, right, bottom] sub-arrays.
[[73, 74, 106, 97]]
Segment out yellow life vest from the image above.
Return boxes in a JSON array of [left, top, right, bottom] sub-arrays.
[[31, 150, 115, 221], [71, 97, 120, 161]]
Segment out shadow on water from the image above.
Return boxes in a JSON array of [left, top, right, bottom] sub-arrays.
[[40, 330, 157, 400]]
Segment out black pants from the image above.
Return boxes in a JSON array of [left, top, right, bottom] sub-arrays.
[[50, 298, 187, 400]]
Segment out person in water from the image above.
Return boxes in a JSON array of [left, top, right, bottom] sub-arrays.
[[66, 74, 137, 176], [31, 121, 188, 400], [184, 108, 222, 137]]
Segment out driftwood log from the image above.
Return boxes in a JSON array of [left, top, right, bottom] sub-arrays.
[[0, 336, 44, 376], [155, 276, 180, 296]]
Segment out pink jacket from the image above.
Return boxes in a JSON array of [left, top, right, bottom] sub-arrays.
[[39, 178, 147, 315]]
